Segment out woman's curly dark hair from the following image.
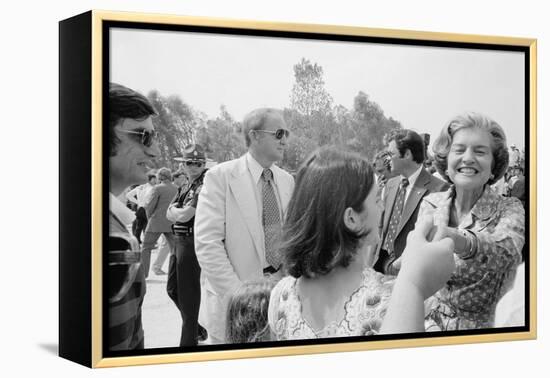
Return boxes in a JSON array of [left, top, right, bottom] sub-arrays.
[[432, 112, 509, 186], [280, 146, 375, 279]]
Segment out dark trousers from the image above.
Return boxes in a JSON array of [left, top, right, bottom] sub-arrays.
[[132, 207, 148, 244], [167, 234, 201, 347]]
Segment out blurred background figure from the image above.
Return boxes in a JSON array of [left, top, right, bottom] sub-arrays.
[[141, 167, 177, 279], [126, 171, 157, 244], [509, 144, 521, 168], [373, 150, 395, 201], [149, 170, 188, 276]]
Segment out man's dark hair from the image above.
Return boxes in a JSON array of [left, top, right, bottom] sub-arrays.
[[109, 83, 156, 156], [387, 129, 425, 164], [280, 146, 375, 279]]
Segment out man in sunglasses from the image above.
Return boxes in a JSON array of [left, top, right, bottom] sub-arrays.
[[108, 83, 160, 351], [194, 108, 294, 344], [166, 144, 208, 346]]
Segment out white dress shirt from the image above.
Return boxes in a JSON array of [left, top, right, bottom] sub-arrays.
[[126, 183, 154, 208], [403, 165, 423, 203]]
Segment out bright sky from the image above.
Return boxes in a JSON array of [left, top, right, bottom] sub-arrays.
[[111, 28, 525, 149]]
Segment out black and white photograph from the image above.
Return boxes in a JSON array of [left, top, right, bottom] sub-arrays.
[[105, 19, 530, 358]]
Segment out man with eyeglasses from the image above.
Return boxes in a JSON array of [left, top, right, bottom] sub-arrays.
[[108, 83, 159, 351], [166, 144, 208, 346], [194, 108, 294, 344]]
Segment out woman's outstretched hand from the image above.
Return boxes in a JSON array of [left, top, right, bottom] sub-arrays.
[[399, 216, 455, 299], [380, 216, 455, 335]]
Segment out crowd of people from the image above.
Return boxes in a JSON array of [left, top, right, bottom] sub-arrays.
[[108, 82, 526, 351]]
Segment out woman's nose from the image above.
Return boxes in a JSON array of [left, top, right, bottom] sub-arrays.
[[462, 148, 475, 162]]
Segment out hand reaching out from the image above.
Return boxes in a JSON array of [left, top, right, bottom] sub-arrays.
[[398, 216, 455, 299]]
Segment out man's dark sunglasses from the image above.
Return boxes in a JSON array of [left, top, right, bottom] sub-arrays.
[[255, 128, 290, 139], [185, 161, 205, 167], [119, 129, 158, 147]]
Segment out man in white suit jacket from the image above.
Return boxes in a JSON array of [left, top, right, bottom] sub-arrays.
[[195, 108, 294, 344]]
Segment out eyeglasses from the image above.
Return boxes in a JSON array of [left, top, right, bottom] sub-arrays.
[[255, 129, 290, 139], [118, 129, 158, 147], [184, 161, 204, 167]]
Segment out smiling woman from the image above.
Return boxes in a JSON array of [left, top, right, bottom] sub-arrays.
[[417, 112, 525, 331]]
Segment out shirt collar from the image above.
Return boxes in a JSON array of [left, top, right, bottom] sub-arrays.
[[246, 152, 275, 184], [110, 192, 136, 226], [403, 165, 423, 187], [469, 185, 500, 221]]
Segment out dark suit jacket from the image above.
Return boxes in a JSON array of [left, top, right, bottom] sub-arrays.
[[144, 182, 178, 233], [374, 168, 448, 275]]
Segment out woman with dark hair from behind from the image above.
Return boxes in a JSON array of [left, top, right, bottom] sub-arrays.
[[267, 147, 392, 339]]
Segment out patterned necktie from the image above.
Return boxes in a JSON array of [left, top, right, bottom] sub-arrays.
[[262, 168, 282, 269], [382, 177, 410, 254]]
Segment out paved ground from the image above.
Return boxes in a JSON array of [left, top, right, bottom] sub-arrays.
[[141, 249, 182, 349]]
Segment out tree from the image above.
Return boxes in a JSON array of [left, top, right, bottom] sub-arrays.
[[147, 91, 196, 169], [290, 58, 333, 117], [347, 91, 402, 160], [286, 58, 340, 159], [195, 105, 246, 164]]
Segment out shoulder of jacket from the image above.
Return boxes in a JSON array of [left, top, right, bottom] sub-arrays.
[[423, 187, 450, 206], [207, 156, 243, 175]]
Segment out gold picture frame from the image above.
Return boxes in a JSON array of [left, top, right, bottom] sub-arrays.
[[59, 10, 537, 368]]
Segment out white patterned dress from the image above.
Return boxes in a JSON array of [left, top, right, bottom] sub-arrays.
[[268, 268, 394, 340]]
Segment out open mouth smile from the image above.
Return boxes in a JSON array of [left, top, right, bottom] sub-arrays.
[[457, 167, 479, 175]]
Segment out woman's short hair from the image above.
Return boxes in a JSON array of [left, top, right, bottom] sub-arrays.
[[432, 112, 509, 185], [156, 167, 172, 182], [280, 146, 375, 279], [225, 279, 276, 343], [109, 83, 156, 156], [242, 108, 283, 147]]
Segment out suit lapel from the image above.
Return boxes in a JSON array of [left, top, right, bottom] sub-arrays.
[[228, 157, 264, 262], [396, 169, 429, 236]]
